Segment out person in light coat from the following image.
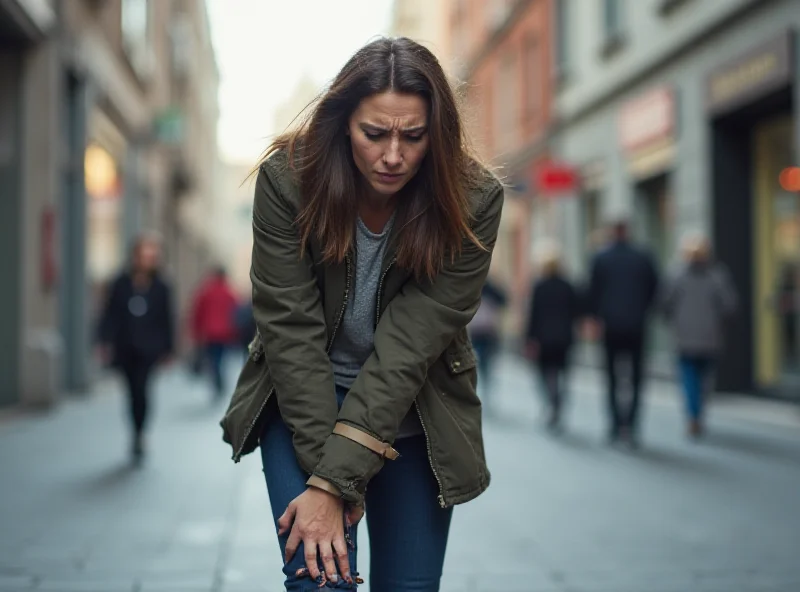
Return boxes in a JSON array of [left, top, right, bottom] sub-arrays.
[[661, 233, 738, 438]]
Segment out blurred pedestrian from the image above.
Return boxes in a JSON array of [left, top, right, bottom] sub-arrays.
[[661, 233, 738, 439], [587, 221, 659, 446], [233, 295, 257, 359], [468, 277, 507, 409], [524, 245, 579, 432], [190, 266, 239, 400], [219, 37, 503, 591], [96, 231, 174, 463]]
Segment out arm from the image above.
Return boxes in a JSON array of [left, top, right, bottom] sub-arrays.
[[587, 255, 602, 318], [250, 159, 338, 475], [311, 182, 504, 505], [164, 282, 176, 356], [97, 277, 121, 345], [525, 284, 541, 342]]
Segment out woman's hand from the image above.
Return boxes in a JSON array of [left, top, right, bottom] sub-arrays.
[[278, 487, 352, 584]]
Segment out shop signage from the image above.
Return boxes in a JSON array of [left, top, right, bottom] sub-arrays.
[[706, 31, 793, 116], [618, 87, 676, 153], [534, 160, 579, 197]]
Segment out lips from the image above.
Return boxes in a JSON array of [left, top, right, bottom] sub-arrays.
[[376, 172, 403, 182]]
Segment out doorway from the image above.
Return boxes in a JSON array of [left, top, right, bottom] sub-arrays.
[[753, 115, 800, 397], [634, 173, 672, 367]]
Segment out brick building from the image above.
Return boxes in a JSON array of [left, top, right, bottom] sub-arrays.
[[449, 0, 555, 336], [0, 0, 220, 407]]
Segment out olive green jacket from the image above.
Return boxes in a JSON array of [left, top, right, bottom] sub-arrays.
[[220, 149, 504, 508]]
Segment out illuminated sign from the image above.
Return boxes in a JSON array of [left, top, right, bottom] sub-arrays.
[[706, 32, 793, 116]]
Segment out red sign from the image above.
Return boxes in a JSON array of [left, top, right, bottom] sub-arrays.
[[534, 161, 579, 196]]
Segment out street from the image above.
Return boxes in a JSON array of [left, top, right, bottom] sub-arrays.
[[1, 355, 799, 592]]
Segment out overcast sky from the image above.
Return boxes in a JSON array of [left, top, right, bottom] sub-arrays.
[[208, 0, 394, 164]]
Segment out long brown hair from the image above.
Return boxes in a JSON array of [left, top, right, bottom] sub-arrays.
[[261, 37, 485, 280]]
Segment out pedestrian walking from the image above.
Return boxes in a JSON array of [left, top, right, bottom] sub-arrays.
[[468, 278, 507, 409], [661, 234, 738, 439], [233, 296, 257, 359], [190, 266, 239, 400], [220, 37, 502, 591], [587, 221, 659, 446], [524, 245, 580, 432], [96, 232, 174, 463]]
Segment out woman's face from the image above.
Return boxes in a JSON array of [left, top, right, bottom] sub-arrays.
[[347, 91, 430, 198]]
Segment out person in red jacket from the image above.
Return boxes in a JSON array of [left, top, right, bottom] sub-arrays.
[[191, 266, 239, 399]]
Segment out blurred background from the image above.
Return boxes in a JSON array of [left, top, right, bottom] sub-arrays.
[[1, 1, 799, 591]]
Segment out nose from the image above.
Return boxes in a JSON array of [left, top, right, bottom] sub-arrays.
[[383, 137, 402, 169]]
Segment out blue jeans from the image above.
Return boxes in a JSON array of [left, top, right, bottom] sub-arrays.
[[678, 355, 713, 420], [260, 386, 453, 591]]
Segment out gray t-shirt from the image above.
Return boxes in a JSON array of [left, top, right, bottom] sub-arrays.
[[329, 216, 422, 438]]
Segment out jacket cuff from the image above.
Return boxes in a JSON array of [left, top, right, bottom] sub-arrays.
[[313, 430, 385, 506], [306, 475, 343, 498]]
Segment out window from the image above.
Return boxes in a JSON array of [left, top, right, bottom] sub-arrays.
[[601, 0, 626, 58], [121, 0, 153, 80], [523, 34, 541, 122], [554, 0, 569, 80]]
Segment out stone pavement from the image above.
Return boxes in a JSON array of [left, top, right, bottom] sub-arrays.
[[0, 354, 799, 592]]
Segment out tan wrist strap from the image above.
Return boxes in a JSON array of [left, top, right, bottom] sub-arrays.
[[306, 475, 343, 497], [332, 422, 400, 460]]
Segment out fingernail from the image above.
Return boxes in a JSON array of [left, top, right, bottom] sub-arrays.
[[343, 572, 352, 583], [330, 574, 339, 583]]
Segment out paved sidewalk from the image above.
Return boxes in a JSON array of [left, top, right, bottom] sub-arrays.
[[0, 356, 798, 592]]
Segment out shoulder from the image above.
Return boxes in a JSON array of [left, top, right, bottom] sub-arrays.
[[257, 148, 302, 211], [464, 160, 504, 218]]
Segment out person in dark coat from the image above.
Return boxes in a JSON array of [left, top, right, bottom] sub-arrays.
[[525, 246, 580, 431], [587, 221, 659, 446], [97, 232, 175, 463]]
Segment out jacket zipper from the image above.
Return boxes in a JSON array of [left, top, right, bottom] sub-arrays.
[[376, 257, 446, 508], [234, 254, 353, 462]]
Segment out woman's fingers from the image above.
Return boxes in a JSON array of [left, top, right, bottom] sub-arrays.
[[319, 541, 339, 584], [277, 503, 296, 536], [284, 523, 301, 563], [332, 537, 352, 583], [303, 540, 322, 581]]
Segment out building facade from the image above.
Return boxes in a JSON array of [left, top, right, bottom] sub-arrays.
[[390, 0, 453, 73], [0, 0, 220, 408], [550, 0, 800, 398], [449, 0, 555, 335]]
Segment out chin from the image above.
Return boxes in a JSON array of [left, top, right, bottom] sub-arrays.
[[370, 181, 406, 197]]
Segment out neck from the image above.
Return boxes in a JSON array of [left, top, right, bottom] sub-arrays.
[[359, 182, 397, 233]]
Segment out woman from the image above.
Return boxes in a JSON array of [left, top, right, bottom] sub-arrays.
[[662, 234, 738, 438], [524, 245, 579, 431], [97, 232, 174, 462], [220, 38, 503, 591]]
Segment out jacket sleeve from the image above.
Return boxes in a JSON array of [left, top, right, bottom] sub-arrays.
[[311, 181, 504, 505], [250, 160, 338, 475], [97, 276, 122, 345], [525, 284, 541, 342], [163, 282, 176, 355]]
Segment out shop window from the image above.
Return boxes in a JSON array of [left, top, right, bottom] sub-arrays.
[[121, 0, 153, 81]]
